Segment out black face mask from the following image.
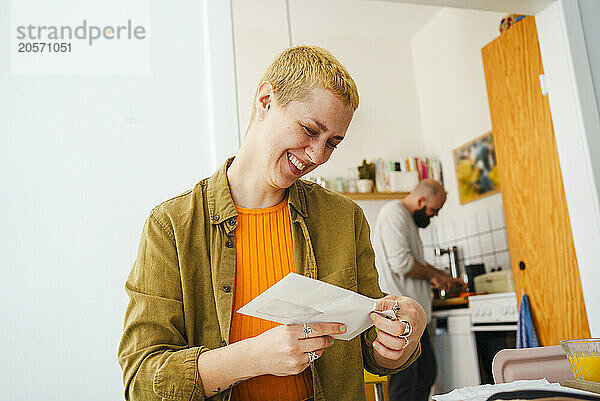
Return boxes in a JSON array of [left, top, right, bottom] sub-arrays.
[[413, 206, 431, 228]]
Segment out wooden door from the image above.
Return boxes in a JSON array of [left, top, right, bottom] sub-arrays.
[[481, 16, 590, 345]]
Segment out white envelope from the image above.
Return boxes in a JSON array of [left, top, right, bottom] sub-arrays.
[[237, 272, 394, 340]]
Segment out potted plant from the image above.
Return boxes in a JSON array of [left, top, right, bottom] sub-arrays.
[[357, 159, 375, 193]]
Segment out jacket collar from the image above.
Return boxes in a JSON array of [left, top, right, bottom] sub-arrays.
[[206, 157, 308, 225], [288, 179, 308, 218], [206, 158, 238, 226]]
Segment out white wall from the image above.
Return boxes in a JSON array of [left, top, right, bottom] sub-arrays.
[[411, 8, 504, 228], [570, 0, 600, 337], [232, 0, 289, 138], [409, 8, 511, 272], [578, 0, 600, 118], [0, 1, 238, 399], [203, 0, 242, 164], [573, 0, 600, 337], [535, 0, 600, 336]]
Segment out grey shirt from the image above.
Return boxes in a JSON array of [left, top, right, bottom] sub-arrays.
[[372, 200, 432, 322]]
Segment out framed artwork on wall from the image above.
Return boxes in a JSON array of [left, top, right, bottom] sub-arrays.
[[453, 131, 500, 204]]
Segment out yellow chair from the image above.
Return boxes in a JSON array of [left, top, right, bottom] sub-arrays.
[[364, 370, 388, 401]]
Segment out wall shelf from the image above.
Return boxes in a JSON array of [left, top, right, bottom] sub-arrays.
[[340, 192, 409, 201]]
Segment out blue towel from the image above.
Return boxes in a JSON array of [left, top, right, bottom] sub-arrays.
[[517, 293, 540, 348]]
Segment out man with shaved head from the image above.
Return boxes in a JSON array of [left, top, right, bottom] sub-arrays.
[[373, 179, 466, 401]]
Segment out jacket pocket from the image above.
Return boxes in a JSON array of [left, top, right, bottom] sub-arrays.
[[318, 266, 357, 291]]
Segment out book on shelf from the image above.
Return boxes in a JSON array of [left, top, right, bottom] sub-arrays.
[[373, 157, 444, 192]]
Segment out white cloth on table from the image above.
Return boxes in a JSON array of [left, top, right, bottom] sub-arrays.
[[432, 379, 597, 401]]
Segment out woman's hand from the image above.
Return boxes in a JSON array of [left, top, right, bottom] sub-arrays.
[[249, 322, 345, 376], [370, 295, 427, 367]]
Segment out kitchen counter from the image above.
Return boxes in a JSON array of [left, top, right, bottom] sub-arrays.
[[433, 297, 469, 310]]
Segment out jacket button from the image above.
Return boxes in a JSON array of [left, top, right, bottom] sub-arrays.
[[212, 214, 220, 221], [228, 218, 237, 226], [222, 285, 232, 293], [225, 240, 233, 248]]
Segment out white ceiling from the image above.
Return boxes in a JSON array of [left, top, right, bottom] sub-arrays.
[[372, 0, 555, 14], [233, 0, 556, 41], [233, 0, 442, 39]]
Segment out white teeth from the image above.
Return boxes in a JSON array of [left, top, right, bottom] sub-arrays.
[[288, 153, 306, 171]]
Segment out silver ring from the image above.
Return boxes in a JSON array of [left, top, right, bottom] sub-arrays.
[[303, 323, 312, 338], [399, 320, 413, 337], [400, 337, 410, 350], [308, 351, 319, 363], [393, 300, 401, 314]]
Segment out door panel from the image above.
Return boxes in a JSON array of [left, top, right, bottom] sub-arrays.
[[481, 16, 590, 345]]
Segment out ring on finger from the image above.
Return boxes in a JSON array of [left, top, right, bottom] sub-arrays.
[[392, 300, 400, 315], [308, 351, 319, 363], [303, 323, 312, 338], [399, 336, 410, 350], [399, 320, 413, 337]]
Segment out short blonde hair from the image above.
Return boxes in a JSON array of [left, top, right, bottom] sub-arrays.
[[250, 46, 359, 122]]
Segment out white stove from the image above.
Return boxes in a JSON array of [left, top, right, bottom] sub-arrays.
[[431, 292, 520, 392], [467, 292, 519, 384], [469, 292, 518, 325]]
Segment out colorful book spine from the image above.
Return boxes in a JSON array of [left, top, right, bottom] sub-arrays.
[[360, 157, 444, 191]]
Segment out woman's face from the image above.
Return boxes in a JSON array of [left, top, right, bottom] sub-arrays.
[[258, 87, 355, 190]]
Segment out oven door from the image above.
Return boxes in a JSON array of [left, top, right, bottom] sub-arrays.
[[471, 324, 517, 384]]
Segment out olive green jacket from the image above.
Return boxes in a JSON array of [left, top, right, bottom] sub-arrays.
[[118, 159, 420, 401]]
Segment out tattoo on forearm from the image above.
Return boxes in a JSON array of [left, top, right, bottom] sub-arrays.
[[229, 380, 244, 388], [212, 380, 245, 394]]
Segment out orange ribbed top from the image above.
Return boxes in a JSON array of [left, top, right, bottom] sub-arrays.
[[229, 198, 313, 401]]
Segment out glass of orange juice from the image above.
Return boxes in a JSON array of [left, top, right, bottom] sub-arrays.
[[560, 338, 600, 383]]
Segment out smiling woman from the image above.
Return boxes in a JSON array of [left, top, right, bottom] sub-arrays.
[[229, 46, 358, 201], [118, 45, 427, 401]]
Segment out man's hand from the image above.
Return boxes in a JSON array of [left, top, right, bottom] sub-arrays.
[[405, 260, 467, 295], [429, 272, 466, 295]]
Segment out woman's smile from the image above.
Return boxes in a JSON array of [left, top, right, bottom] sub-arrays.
[[287, 152, 309, 175]]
